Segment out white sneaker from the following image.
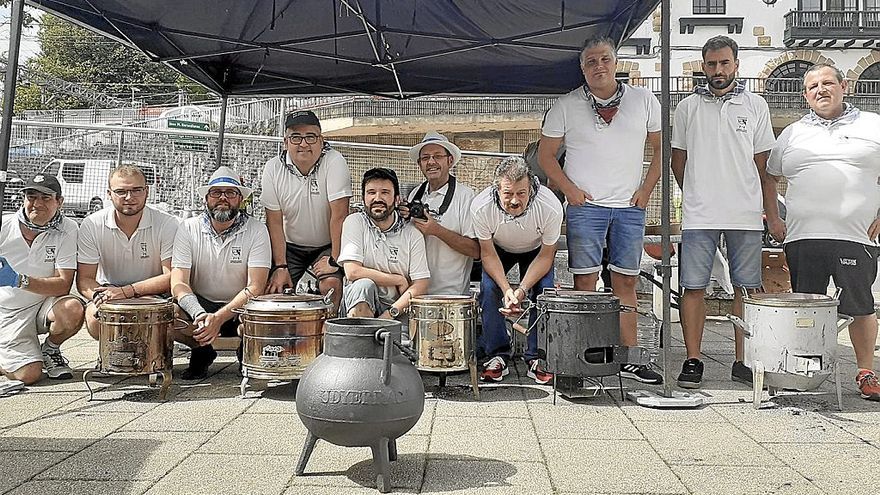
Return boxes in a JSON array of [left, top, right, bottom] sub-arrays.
[[479, 356, 509, 382], [41, 344, 73, 380]]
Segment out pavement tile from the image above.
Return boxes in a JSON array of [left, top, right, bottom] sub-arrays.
[[35, 431, 212, 481], [529, 403, 643, 440], [673, 465, 822, 495], [765, 442, 880, 495], [290, 434, 428, 490], [824, 411, 880, 443], [283, 487, 377, 495], [713, 406, 861, 443], [59, 388, 168, 415], [199, 413, 307, 455], [618, 402, 729, 423], [636, 420, 782, 466], [542, 438, 687, 494], [0, 451, 70, 494], [420, 459, 552, 495], [434, 386, 530, 418], [3, 480, 152, 495], [409, 400, 436, 436], [2, 411, 139, 442], [119, 397, 250, 432], [0, 392, 81, 429], [146, 453, 296, 495], [428, 417, 538, 462]]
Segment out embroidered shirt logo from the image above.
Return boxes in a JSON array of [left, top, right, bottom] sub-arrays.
[[44, 246, 56, 263], [736, 116, 748, 132], [139, 242, 149, 259], [839, 257, 857, 266], [388, 246, 399, 263], [231, 246, 243, 264]]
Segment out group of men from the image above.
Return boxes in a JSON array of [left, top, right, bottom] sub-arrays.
[[1, 34, 877, 402]]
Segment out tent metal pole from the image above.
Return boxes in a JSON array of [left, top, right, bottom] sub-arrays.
[[215, 95, 228, 170], [660, 0, 674, 397], [0, 0, 25, 229]]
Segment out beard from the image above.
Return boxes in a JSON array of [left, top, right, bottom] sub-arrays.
[[208, 205, 238, 222], [709, 73, 735, 90], [118, 203, 144, 217], [366, 201, 392, 221]]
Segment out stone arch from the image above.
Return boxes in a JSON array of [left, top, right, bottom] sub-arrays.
[[615, 60, 644, 87], [757, 50, 833, 79], [845, 50, 880, 81]]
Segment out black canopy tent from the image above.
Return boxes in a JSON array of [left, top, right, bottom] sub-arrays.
[[1, 0, 678, 398]]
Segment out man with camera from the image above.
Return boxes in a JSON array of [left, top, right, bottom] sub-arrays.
[[261, 110, 351, 311], [337, 168, 430, 319], [403, 132, 479, 296]]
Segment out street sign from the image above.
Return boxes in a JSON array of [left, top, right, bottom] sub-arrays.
[[168, 119, 209, 152]]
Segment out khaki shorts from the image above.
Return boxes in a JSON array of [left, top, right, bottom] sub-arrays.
[[0, 296, 77, 373]]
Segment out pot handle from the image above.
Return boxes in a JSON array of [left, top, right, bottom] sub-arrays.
[[322, 287, 335, 306], [837, 315, 854, 333], [375, 329, 394, 386], [726, 314, 752, 337], [832, 287, 843, 301], [231, 308, 245, 315], [620, 305, 638, 313]]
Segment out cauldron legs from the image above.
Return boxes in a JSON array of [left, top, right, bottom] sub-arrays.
[[370, 437, 392, 493], [388, 438, 397, 461], [158, 369, 172, 402], [295, 432, 319, 476]]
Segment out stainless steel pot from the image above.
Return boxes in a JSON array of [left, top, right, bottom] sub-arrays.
[[408, 295, 475, 373]]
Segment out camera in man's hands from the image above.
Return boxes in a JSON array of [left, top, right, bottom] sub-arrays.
[[404, 200, 429, 220]]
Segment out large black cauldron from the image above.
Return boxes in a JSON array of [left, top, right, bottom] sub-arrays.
[[294, 317, 424, 493]]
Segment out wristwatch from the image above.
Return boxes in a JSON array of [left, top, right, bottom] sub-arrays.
[[388, 306, 404, 319]]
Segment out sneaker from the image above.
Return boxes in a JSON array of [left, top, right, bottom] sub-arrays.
[[526, 359, 553, 385], [676, 358, 704, 389], [181, 346, 218, 381], [856, 369, 880, 401], [620, 364, 663, 384], [479, 356, 508, 382], [41, 343, 73, 379], [731, 361, 753, 385]]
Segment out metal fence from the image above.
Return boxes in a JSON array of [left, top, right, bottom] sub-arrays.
[[4, 120, 679, 228]]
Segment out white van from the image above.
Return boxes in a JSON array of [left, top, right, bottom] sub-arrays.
[[40, 159, 160, 217]]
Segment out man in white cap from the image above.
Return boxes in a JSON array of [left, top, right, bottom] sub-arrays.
[[170, 166, 271, 380], [77, 164, 180, 339], [338, 168, 430, 319], [404, 131, 479, 296], [0, 174, 83, 385], [261, 110, 351, 311]]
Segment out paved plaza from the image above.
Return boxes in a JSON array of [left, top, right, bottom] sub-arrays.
[[1, 318, 878, 495]]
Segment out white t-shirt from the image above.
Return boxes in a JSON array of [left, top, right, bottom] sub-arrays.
[[672, 90, 776, 230], [768, 109, 880, 245], [542, 84, 661, 207], [407, 179, 476, 295], [471, 185, 563, 253], [259, 149, 352, 247], [78, 206, 179, 286], [338, 213, 431, 305], [0, 214, 78, 310], [172, 215, 271, 303]]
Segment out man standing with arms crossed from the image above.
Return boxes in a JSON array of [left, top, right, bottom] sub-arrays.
[[539, 36, 663, 384], [671, 36, 782, 389], [768, 63, 880, 401]]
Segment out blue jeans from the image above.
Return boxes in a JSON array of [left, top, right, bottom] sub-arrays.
[[566, 203, 646, 276], [680, 229, 762, 289], [478, 245, 555, 362]]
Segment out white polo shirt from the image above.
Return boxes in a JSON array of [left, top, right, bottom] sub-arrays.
[[78, 206, 179, 286], [259, 149, 353, 247], [542, 84, 661, 208], [672, 90, 776, 230], [768, 109, 880, 245], [471, 185, 563, 254], [408, 179, 476, 295], [338, 213, 431, 306], [172, 215, 271, 303], [0, 214, 78, 310]]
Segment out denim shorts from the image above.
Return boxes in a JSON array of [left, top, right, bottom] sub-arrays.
[[679, 229, 762, 289], [566, 203, 646, 276]]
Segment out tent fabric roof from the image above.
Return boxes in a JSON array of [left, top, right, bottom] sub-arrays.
[[28, 0, 660, 98]]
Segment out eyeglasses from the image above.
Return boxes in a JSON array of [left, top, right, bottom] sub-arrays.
[[418, 153, 450, 164], [207, 189, 241, 199], [285, 134, 321, 145], [110, 187, 147, 198]]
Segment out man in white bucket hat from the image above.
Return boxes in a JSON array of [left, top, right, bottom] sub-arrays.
[[403, 131, 479, 296], [170, 166, 271, 380]]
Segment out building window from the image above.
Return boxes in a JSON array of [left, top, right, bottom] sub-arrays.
[[857, 62, 880, 95], [693, 0, 725, 14], [767, 60, 813, 93], [798, 0, 821, 9], [692, 71, 708, 88], [826, 0, 857, 10], [615, 72, 630, 84]]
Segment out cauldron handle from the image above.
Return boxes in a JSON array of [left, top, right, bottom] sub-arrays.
[[726, 314, 752, 337], [837, 315, 854, 333], [375, 330, 394, 386], [322, 287, 335, 306]]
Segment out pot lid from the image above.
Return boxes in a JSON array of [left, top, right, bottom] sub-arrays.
[[745, 292, 839, 307], [537, 290, 619, 304], [243, 294, 331, 312]]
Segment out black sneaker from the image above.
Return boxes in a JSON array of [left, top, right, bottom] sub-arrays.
[[181, 346, 217, 380], [676, 358, 704, 389], [620, 364, 663, 384], [731, 361, 753, 385]]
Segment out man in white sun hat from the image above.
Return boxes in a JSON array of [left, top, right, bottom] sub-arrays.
[[170, 166, 271, 380], [403, 131, 479, 296]]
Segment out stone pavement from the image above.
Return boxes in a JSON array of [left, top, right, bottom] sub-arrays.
[[1, 318, 878, 495]]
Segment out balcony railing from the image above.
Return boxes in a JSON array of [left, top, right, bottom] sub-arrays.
[[784, 10, 880, 46]]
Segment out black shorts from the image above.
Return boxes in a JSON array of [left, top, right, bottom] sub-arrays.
[[284, 242, 343, 286], [784, 239, 879, 317], [195, 295, 240, 337]]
